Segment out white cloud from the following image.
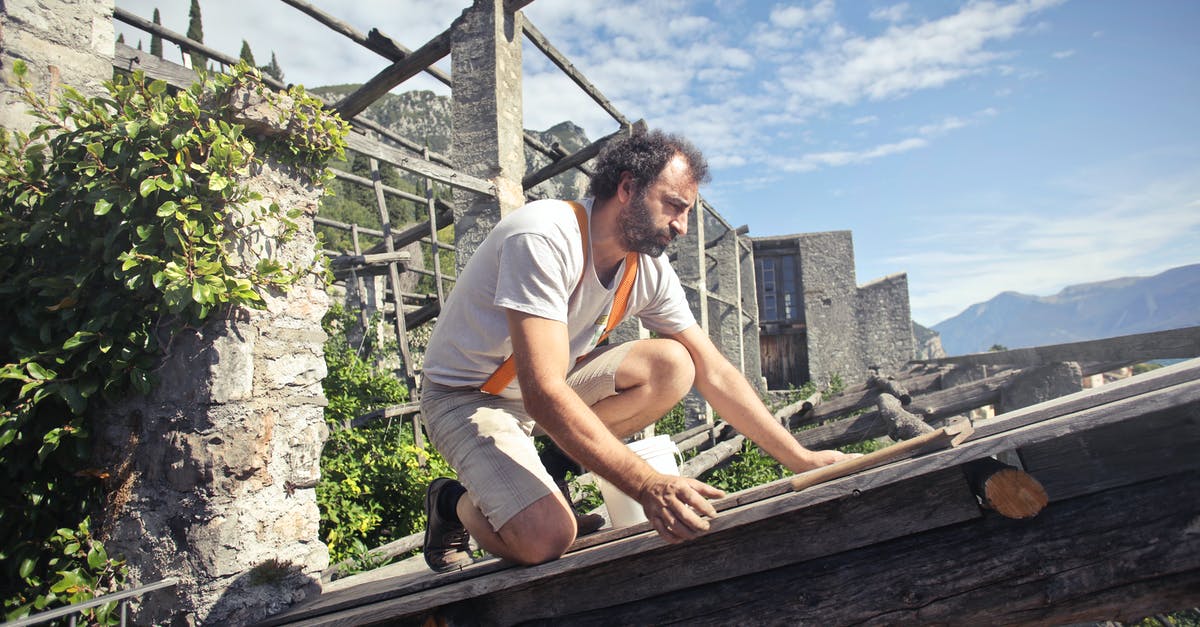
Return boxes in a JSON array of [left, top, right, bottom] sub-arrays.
[[894, 167, 1200, 324], [780, 137, 928, 172], [869, 3, 910, 23], [1052, 49, 1076, 59], [770, 1, 836, 29]]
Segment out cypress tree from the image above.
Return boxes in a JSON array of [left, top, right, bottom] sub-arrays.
[[262, 51, 285, 82], [116, 33, 125, 45], [150, 8, 163, 58], [186, 0, 205, 71], [239, 40, 256, 66]]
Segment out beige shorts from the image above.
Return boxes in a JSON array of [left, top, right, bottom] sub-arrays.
[[420, 342, 635, 531]]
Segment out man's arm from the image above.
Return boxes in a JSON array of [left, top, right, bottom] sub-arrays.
[[667, 324, 855, 473], [507, 309, 722, 542]]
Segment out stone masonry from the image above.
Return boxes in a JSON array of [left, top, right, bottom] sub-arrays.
[[449, 0, 525, 270], [95, 133, 332, 624], [753, 230, 915, 388], [0, 2, 333, 618], [0, 0, 114, 134]]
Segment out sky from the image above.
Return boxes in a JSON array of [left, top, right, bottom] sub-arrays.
[[114, 0, 1200, 326]]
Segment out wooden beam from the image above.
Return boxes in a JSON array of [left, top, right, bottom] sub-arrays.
[[113, 8, 283, 89], [335, 28, 453, 119], [521, 122, 645, 189], [550, 470, 1200, 626], [521, 19, 630, 127], [113, 43, 195, 89], [279, 0, 452, 87], [962, 456, 1047, 519], [922, 325, 1200, 369], [331, 168, 427, 205], [344, 132, 494, 196]]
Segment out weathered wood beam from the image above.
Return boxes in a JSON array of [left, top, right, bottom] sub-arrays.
[[921, 325, 1200, 369], [113, 8, 283, 88], [788, 368, 945, 428], [522, 122, 645, 190], [113, 43, 195, 89], [335, 28, 452, 119], [347, 117, 453, 166], [279, 0, 452, 87], [344, 132, 494, 196], [521, 19, 630, 127], [331, 168, 427, 205], [551, 470, 1200, 626], [869, 372, 911, 404], [877, 392, 930, 440]]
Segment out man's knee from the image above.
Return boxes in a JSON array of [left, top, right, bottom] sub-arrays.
[[498, 494, 576, 565], [647, 338, 695, 394]]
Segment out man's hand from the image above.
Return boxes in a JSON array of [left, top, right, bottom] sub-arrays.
[[636, 473, 726, 543], [794, 448, 862, 472]]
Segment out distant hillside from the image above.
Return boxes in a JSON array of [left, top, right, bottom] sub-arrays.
[[310, 85, 591, 199], [931, 264, 1200, 355]]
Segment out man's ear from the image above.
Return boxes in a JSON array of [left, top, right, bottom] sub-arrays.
[[617, 172, 635, 203]]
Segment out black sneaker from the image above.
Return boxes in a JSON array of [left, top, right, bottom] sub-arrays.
[[423, 478, 473, 573]]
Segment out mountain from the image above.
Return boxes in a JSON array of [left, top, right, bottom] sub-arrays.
[[310, 86, 590, 200], [931, 264, 1200, 355]]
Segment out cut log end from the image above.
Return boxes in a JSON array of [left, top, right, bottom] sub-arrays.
[[965, 457, 1049, 519]]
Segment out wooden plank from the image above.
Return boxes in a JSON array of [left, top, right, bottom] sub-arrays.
[[271, 366, 1200, 625], [922, 325, 1200, 369], [968, 357, 1200, 440], [522, 19, 630, 126], [331, 168, 427, 205], [335, 28, 452, 119], [521, 123, 644, 190], [545, 470, 1200, 626], [279, 0, 452, 87], [112, 8, 280, 87], [1018, 399, 1200, 501], [270, 469, 981, 626], [113, 43, 196, 89], [344, 132, 494, 196], [790, 422, 973, 491]]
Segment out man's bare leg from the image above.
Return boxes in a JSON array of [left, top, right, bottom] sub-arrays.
[[450, 337, 697, 566]]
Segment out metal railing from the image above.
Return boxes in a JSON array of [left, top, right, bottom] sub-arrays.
[[4, 578, 178, 627]]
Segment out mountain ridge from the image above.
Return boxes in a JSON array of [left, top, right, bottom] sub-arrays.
[[931, 263, 1200, 355]]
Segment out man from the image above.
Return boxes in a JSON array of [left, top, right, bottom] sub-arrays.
[[419, 130, 854, 572]]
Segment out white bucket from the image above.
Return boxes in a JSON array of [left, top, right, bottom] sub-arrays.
[[596, 435, 683, 528]]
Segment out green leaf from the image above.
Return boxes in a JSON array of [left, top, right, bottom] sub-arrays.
[[87, 544, 107, 569], [149, 110, 169, 127], [93, 198, 112, 216], [156, 200, 178, 217], [138, 178, 158, 197], [18, 557, 36, 580], [62, 331, 97, 350], [26, 362, 55, 380], [49, 570, 83, 593]]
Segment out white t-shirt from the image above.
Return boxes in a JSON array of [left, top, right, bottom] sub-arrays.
[[423, 198, 696, 398]]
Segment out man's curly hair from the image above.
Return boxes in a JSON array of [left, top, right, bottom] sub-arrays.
[[587, 129, 710, 202]]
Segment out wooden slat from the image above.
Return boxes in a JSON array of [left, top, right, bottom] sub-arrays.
[[922, 325, 1200, 368], [267, 469, 981, 626], [335, 28, 452, 119], [521, 19, 630, 127], [343, 133, 493, 196], [547, 470, 1200, 626], [790, 422, 973, 491], [521, 122, 644, 190], [113, 43, 195, 89]]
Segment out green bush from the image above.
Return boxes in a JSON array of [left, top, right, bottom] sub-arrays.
[[0, 61, 345, 616], [317, 304, 453, 566]]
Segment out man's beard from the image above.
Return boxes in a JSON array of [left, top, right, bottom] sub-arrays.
[[618, 189, 675, 257]]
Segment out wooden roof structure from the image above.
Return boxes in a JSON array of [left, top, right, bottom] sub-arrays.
[[263, 327, 1200, 626]]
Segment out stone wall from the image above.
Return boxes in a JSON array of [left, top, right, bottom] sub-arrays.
[[0, 0, 114, 134], [96, 151, 331, 625], [796, 231, 861, 386], [857, 272, 915, 374], [753, 230, 916, 388]]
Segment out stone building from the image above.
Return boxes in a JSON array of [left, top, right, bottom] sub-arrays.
[[752, 230, 914, 388]]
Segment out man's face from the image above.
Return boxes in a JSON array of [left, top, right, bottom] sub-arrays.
[[617, 154, 698, 256]]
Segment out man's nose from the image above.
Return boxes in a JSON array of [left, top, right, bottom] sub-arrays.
[[670, 214, 689, 237]]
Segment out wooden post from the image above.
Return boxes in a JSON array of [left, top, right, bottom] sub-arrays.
[[369, 158, 415, 386], [962, 456, 1048, 519], [424, 147, 446, 305], [694, 199, 714, 428]]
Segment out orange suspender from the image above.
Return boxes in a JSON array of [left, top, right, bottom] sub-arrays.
[[479, 201, 639, 395]]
